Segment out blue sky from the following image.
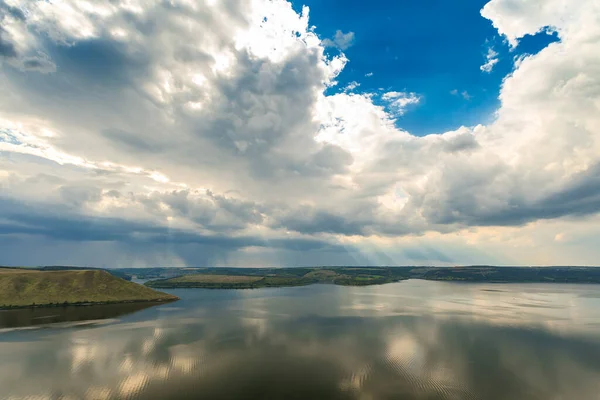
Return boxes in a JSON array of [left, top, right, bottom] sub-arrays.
[[293, 0, 559, 135]]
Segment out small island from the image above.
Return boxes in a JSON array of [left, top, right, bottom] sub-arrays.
[[143, 266, 600, 289], [0, 268, 178, 309]]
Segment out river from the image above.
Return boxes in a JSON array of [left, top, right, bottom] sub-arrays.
[[2, 280, 600, 399]]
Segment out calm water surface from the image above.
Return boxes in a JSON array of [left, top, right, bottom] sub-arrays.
[[2, 280, 600, 399]]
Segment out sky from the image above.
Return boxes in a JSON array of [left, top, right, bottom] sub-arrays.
[[0, 0, 598, 268]]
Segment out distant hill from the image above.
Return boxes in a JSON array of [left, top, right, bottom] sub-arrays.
[[144, 266, 600, 289], [0, 269, 178, 309]]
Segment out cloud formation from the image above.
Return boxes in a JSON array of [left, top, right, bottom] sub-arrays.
[[381, 91, 421, 116], [480, 47, 499, 73], [0, 0, 599, 266], [322, 30, 355, 50]]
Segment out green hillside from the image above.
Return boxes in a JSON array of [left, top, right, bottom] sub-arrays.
[[144, 269, 386, 289], [0, 269, 178, 309]]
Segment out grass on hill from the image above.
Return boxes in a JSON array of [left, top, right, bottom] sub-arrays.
[[0, 268, 39, 274], [144, 269, 403, 289], [163, 275, 263, 284], [0, 269, 178, 309], [146, 273, 318, 289]]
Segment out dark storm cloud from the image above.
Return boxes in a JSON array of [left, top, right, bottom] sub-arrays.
[[274, 209, 367, 236], [49, 38, 148, 86], [538, 163, 600, 216], [0, 197, 344, 252], [423, 163, 600, 227]]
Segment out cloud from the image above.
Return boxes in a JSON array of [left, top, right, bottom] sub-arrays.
[[0, 1, 25, 21], [322, 30, 355, 50], [0, 0, 599, 266], [0, 29, 17, 58], [480, 47, 499, 73], [0, 196, 344, 252], [381, 91, 421, 116], [451, 89, 472, 100], [344, 81, 360, 91], [480, 0, 589, 47], [0, 2, 56, 72]]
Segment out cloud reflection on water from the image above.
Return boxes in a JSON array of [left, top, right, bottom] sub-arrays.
[[1, 281, 600, 399]]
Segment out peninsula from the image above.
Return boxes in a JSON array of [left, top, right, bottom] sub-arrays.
[[0, 268, 178, 309], [143, 266, 600, 289]]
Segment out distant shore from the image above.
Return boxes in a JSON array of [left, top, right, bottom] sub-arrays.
[[5, 266, 600, 298], [143, 266, 600, 289]]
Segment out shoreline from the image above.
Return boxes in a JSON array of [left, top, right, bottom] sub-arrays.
[[145, 278, 600, 290], [0, 297, 179, 311]]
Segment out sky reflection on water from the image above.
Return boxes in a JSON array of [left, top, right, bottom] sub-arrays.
[[2, 280, 600, 399]]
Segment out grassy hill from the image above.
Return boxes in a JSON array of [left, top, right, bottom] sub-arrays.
[[146, 273, 319, 289], [144, 269, 389, 289], [0, 269, 178, 309]]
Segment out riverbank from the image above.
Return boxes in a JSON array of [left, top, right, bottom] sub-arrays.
[[0, 298, 177, 311]]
